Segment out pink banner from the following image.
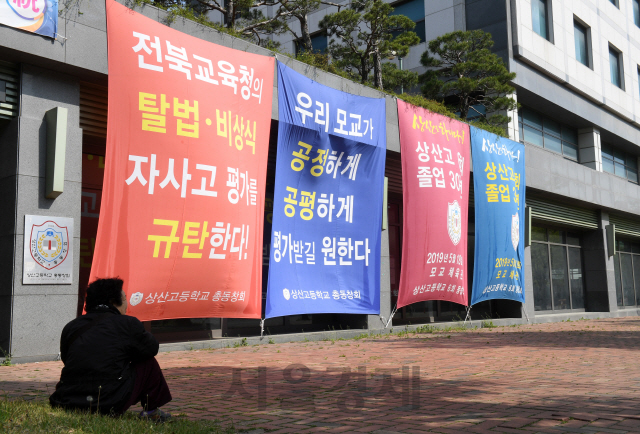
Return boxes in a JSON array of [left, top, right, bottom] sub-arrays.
[[397, 100, 470, 308]]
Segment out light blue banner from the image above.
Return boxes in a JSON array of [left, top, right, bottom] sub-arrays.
[[0, 0, 58, 39], [265, 62, 386, 319], [471, 126, 526, 305]]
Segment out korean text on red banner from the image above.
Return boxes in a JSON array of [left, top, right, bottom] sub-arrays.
[[90, 0, 275, 320], [396, 100, 471, 308]]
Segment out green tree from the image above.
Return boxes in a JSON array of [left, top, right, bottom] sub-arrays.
[[146, 0, 290, 46], [319, 0, 420, 89], [381, 62, 418, 93], [279, 0, 342, 53], [419, 30, 516, 127]]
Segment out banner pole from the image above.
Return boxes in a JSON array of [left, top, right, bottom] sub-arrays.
[[463, 306, 472, 325], [385, 305, 398, 328], [522, 304, 530, 324], [260, 319, 265, 338]]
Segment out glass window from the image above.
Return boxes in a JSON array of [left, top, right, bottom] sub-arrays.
[[532, 0, 550, 40], [635, 0, 640, 27], [544, 134, 563, 154], [574, 20, 589, 67], [522, 109, 543, 129], [523, 124, 543, 147], [614, 252, 623, 306], [543, 118, 561, 136], [562, 127, 578, 144], [609, 0, 618, 7], [609, 46, 623, 89], [603, 156, 615, 174], [550, 245, 570, 309], [613, 242, 640, 308], [634, 256, 640, 305], [563, 142, 578, 160], [601, 143, 638, 183], [391, 0, 426, 42], [568, 247, 584, 309], [519, 106, 578, 160], [566, 233, 580, 246], [296, 32, 328, 54], [532, 227, 585, 311], [532, 226, 547, 242], [548, 229, 564, 244], [621, 254, 636, 306], [532, 243, 552, 311]]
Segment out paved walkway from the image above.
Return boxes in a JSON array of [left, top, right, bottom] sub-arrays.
[[2, 317, 640, 433]]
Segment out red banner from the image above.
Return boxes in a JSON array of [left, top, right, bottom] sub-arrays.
[[397, 100, 470, 308], [90, 0, 274, 320]]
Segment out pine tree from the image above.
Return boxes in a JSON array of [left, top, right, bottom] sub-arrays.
[[319, 0, 419, 90], [419, 30, 517, 127]]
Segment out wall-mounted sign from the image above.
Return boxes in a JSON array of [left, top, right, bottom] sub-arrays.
[[0, 0, 58, 39], [23, 215, 74, 284]]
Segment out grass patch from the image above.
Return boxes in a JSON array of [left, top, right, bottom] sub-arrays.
[[0, 398, 235, 433]]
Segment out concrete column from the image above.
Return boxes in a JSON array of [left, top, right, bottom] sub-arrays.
[[581, 211, 617, 312], [578, 127, 602, 171], [368, 225, 391, 330], [507, 92, 520, 143], [5, 65, 83, 362], [453, 0, 466, 31]]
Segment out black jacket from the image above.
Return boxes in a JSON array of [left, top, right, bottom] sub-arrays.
[[49, 305, 158, 414]]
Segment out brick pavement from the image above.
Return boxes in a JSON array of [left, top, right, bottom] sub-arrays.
[[2, 317, 640, 433]]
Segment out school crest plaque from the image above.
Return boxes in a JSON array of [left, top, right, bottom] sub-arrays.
[[447, 201, 462, 246], [511, 212, 520, 251], [23, 215, 74, 284]]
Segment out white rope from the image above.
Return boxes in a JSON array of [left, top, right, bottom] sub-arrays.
[[260, 319, 265, 338], [522, 305, 531, 324], [463, 306, 472, 326], [385, 305, 398, 328]]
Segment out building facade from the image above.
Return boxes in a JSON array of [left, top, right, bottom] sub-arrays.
[[1, 0, 639, 363]]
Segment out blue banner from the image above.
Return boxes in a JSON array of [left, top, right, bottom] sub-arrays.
[[470, 127, 526, 305], [265, 62, 386, 318]]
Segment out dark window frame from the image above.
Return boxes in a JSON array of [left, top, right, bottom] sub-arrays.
[[573, 17, 592, 69], [531, 226, 585, 313], [601, 143, 638, 183], [531, 0, 554, 43], [613, 239, 640, 307], [609, 44, 625, 90]]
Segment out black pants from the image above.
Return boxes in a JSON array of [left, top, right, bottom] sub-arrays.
[[121, 357, 172, 412]]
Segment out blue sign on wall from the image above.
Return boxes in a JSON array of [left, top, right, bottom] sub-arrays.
[[470, 126, 526, 305], [265, 62, 386, 319]]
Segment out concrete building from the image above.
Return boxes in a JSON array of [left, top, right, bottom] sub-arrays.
[[1, 0, 640, 363]]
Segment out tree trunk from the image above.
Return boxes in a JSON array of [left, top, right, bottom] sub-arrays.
[[459, 95, 469, 120], [360, 57, 368, 84], [226, 0, 235, 29], [373, 51, 383, 90], [299, 16, 313, 52]]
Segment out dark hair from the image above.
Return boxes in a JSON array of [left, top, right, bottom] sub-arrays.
[[85, 278, 124, 311]]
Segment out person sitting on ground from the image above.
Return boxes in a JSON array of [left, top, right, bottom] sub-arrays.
[[50, 278, 172, 421]]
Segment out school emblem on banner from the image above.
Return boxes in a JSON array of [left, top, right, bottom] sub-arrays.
[[447, 201, 462, 246], [30, 221, 69, 270], [511, 213, 520, 251], [130, 292, 143, 306]]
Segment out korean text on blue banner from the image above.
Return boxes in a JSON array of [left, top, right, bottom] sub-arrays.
[[265, 62, 386, 318], [470, 127, 526, 305]]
